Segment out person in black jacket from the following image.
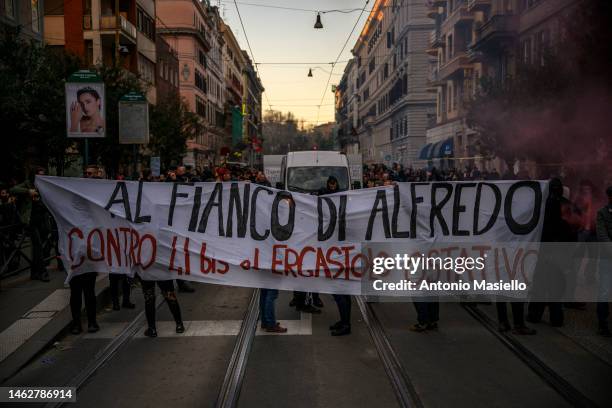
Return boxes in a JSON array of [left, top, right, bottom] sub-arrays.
[[526, 178, 575, 328], [319, 176, 352, 336]]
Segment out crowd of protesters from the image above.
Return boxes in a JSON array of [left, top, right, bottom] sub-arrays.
[[1, 160, 611, 338]]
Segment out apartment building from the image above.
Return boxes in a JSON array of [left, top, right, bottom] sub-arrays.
[[425, 0, 577, 172], [335, 58, 360, 155], [343, 0, 435, 166], [43, 0, 157, 102], [242, 51, 264, 165], [1, 0, 44, 42], [203, 5, 226, 162], [157, 0, 212, 167], [220, 20, 245, 150]]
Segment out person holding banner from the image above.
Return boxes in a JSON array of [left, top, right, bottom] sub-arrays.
[[255, 172, 287, 333], [320, 176, 352, 336], [68, 168, 100, 334]]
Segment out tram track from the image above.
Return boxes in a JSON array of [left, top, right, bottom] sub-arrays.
[[43, 296, 164, 408], [215, 289, 260, 408], [356, 296, 423, 408], [461, 303, 599, 408]]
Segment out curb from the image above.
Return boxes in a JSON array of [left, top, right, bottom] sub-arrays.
[[0, 280, 112, 384]]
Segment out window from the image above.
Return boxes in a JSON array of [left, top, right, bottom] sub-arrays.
[[195, 70, 206, 93], [138, 54, 155, 84], [198, 49, 207, 68], [137, 8, 155, 41], [369, 58, 376, 74], [3, 0, 15, 18], [31, 0, 40, 32], [522, 37, 532, 64], [196, 96, 206, 117]]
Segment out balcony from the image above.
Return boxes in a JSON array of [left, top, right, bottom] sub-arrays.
[[471, 14, 518, 51], [438, 52, 471, 80], [426, 1, 439, 18], [467, 0, 491, 11], [441, 2, 473, 32], [428, 67, 443, 87], [100, 15, 137, 43], [429, 30, 443, 48], [429, 0, 446, 6]]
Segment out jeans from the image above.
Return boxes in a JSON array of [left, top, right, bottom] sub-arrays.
[[260, 289, 278, 327], [597, 259, 612, 327]]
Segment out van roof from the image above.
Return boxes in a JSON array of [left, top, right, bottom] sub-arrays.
[[285, 151, 348, 167]]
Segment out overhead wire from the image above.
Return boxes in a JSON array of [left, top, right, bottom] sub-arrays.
[[315, 0, 371, 125], [232, 0, 274, 110]]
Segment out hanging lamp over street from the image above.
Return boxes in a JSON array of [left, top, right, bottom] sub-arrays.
[[314, 12, 323, 29], [308, 68, 313, 77]]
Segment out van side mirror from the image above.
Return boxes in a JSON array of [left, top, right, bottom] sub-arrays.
[[352, 181, 361, 189], [275, 182, 284, 190]]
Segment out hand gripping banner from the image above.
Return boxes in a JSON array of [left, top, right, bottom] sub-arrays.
[[35, 176, 548, 296]]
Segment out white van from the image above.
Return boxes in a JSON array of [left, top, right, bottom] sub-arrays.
[[278, 151, 351, 193]]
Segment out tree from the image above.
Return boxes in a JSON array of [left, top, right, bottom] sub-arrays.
[[466, 0, 612, 179], [0, 28, 80, 179], [148, 94, 203, 170]]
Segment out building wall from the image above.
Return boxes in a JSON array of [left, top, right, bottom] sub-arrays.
[[340, 0, 435, 167], [425, 0, 578, 172], [1, 0, 45, 42], [155, 34, 179, 101]]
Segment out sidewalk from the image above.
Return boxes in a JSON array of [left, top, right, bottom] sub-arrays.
[[0, 264, 110, 383]]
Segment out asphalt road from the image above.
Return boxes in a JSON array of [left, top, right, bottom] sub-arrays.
[[3, 284, 612, 408]]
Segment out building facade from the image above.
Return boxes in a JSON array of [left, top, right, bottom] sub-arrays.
[[338, 0, 435, 167], [242, 51, 264, 166], [1, 0, 45, 42], [43, 0, 157, 102], [155, 33, 179, 101], [157, 0, 213, 168], [425, 0, 577, 172], [220, 20, 245, 156]]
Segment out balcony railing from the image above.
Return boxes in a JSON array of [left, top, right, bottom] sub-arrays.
[[429, 30, 443, 48], [467, 0, 491, 11], [441, 1, 473, 31], [100, 15, 137, 42], [438, 52, 471, 80], [472, 14, 518, 49]]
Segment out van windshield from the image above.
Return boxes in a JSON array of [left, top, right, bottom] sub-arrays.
[[287, 166, 349, 193]]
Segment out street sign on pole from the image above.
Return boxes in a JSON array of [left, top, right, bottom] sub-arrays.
[[118, 92, 149, 144]]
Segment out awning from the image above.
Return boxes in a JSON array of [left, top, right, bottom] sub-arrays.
[[428, 141, 442, 160], [418, 143, 432, 160], [439, 137, 454, 157]]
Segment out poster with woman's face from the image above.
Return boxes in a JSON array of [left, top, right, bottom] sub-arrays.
[[65, 82, 105, 138]]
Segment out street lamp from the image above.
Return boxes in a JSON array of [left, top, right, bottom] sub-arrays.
[[308, 68, 313, 77], [314, 12, 323, 29]]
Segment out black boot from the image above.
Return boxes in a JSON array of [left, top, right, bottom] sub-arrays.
[[167, 297, 184, 332], [331, 325, 351, 336], [144, 327, 157, 337]]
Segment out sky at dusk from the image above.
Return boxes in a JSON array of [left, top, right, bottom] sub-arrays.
[[218, 0, 372, 126]]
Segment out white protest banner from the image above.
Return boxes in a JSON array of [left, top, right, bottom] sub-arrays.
[[35, 176, 548, 295]]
